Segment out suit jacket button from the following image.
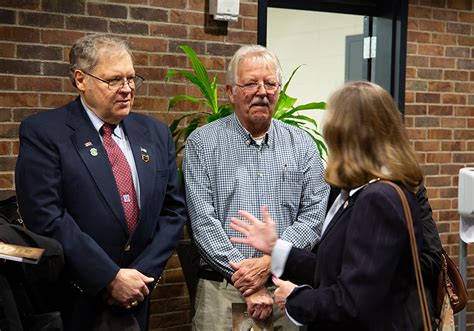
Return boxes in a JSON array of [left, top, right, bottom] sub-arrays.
[[125, 244, 131, 251]]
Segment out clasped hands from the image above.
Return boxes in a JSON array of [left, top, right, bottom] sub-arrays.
[[229, 206, 297, 318], [105, 268, 154, 309]]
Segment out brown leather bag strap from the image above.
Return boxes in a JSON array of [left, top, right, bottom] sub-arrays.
[[381, 181, 432, 331]]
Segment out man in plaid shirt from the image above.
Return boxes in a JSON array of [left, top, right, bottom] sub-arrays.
[[183, 45, 329, 330]]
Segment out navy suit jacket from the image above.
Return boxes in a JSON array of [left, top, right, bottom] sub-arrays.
[[15, 97, 186, 329], [282, 181, 423, 330]]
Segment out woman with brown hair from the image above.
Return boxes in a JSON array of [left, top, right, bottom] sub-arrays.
[[230, 81, 426, 330]]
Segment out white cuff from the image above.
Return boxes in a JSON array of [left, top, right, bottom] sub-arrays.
[[271, 239, 293, 278]]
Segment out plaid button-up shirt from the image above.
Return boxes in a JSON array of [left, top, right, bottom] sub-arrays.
[[183, 113, 329, 278]]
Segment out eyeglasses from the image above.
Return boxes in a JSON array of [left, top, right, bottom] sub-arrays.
[[81, 71, 144, 91], [235, 81, 281, 94]]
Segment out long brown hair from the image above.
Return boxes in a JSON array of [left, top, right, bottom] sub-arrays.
[[323, 81, 423, 191]]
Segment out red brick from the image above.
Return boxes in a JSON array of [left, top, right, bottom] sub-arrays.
[[19, 12, 64, 28], [447, 0, 473, 10], [442, 93, 467, 104], [66, 16, 108, 32], [427, 129, 453, 139], [455, 82, 474, 93], [0, 26, 40, 42], [416, 92, 441, 104], [12, 108, 46, 122], [17, 45, 63, 61], [17, 77, 63, 92], [169, 40, 205, 55], [454, 106, 474, 116], [110, 21, 149, 35], [405, 105, 427, 115], [454, 129, 474, 140], [417, 68, 442, 79], [444, 70, 469, 81], [130, 7, 168, 22], [150, 0, 187, 8], [0, 141, 11, 155], [406, 67, 416, 78], [240, 2, 257, 17], [188, 26, 226, 42], [428, 105, 453, 116], [43, 0, 85, 14], [458, 36, 474, 46], [150, 53, 187, 68], [227, 30, 257, 44], [129, 37, 167, 53], [0, 93, 38, 107], [0, 42, 14, 58], [243, 17, 257, 31], [419, 44, 444, 56], [0, 174, 13, 189], [133, 97, 167, 111], [431, 33, 457, 45], [407, 42, 417, 55], [459, 11, 474, 23], [0, 109, 11, 122], [419, 19, 446, 32], [170, 10, 204, 26], [151, 23, 188, 39], [446, 46, 471, 58], [430, 57, 455, 68], [406, 128, 427, 140], [440, 164, 463, 175], [87, 3, 128, 18], [441, 117, 466, 128], [428, 81, 453, 92], [0, 123, 19, 138], [409, 6, 432, 18], [433, 8, 459, 21], [408, 18, 419, 30], [420, 0, 445, 8], [0, 75, 14, 89], [405, 91, 415, 103], [0, 0, 39, 9], [448, 22, 472, 34], [39, 94, 75, 108], [40, 30, 84, 45], [407, 31, 431, 43], [422, 164, 440, 176], [441, 141, 464, 151], [454, 153, 474, 163], [458, 59, 474, 70], [415, 140, 439, 151], [426, 152, 452, 163]]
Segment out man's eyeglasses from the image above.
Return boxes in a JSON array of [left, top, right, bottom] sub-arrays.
[[81, 71, 144, 91], [235, 81, 281, 94]]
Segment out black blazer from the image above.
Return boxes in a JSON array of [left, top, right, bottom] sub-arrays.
[[15, 97, 186, 330], [282, 181, 423, 330]]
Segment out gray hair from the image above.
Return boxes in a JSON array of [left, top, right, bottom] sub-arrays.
[[226, 45, 282, 88], [69, 33, 132, 87]]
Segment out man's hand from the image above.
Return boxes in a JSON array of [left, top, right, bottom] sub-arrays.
[[273, 277, 297, 311], [106, 268, 154, 307], [230, 255, 271, 296], [245, 287, 273, 321]]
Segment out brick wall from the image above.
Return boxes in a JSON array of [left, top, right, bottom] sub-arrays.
[[2, 0, 473, 328], [0, 1, 257, 330], [405, 0, 473, 326]]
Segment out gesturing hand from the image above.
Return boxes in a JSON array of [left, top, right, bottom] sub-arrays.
[[230, 206, 278, 255], [272, 276, 297, 311]]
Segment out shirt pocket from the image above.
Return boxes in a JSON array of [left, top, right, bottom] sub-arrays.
[[279, 170, 304, 208]]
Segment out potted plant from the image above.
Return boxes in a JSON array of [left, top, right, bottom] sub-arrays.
[[165, 45, 327, 159]]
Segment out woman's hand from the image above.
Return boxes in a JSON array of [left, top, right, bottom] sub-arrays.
[[272, 276, 297, 311], [230, 206, 278, 255]]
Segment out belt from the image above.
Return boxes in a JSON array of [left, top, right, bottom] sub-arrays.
[[198, 268, 225, 282]]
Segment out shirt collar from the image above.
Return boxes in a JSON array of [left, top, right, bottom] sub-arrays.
[[81, 97, 123, 139], [231, 113, 273, 146]]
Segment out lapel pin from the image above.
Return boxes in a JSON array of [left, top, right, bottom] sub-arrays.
[[141, 154, 150, 163], [84, 141, 93, 147], [90, 148, 98, 157]]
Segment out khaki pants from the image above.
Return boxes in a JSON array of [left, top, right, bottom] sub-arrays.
[[192, 278, 299, 331]]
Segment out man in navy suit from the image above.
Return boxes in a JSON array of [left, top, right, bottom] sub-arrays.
[[15, 33, 186, 330]]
